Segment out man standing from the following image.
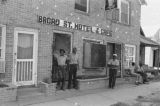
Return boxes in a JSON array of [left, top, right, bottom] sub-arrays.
[[68, 47, 79, 89], [54, 49, 68, 90], [107, 54, 119, 89]]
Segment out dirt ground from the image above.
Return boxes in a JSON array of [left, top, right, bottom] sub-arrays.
[[111, 79, 160, 106]]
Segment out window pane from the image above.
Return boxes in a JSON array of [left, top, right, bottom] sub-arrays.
[[17, 33, 33, 59], [75, 0, 87, 12], [125, 45, 135, 68], [83, 40, 106, 68]]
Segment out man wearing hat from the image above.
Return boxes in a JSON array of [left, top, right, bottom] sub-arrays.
[[107, 54, 119, 89], [54, 49, 68, 90], [68, 47, 79, 89]]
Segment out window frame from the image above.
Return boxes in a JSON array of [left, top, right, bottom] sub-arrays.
[[74, 0, 90, 14], [0, 24, 6, 61], [124, 44, 136, 68], [82, 38, 106, 69], [118, 0, 130, 25]]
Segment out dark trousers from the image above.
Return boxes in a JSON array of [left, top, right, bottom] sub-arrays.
[[136, 71, 148, 83], [57, 66, 66, 90], [68, 64, 77, 89], [109, 69, 117, 88]]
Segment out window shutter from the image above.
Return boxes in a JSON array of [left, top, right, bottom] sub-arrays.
[[112, 8, 119, 21], [121, 1, 129, 24]]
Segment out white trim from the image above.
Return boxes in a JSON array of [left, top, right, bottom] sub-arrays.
[[0, 24, 6, 61], [124, 44, 136, 67], [53, 30, 73, 53], [86, 0, 90, 13], [13, 27, 38, 86], [82, 37, 104, 44]]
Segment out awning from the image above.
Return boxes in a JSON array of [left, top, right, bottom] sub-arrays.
[[140, 36, 159, 47]]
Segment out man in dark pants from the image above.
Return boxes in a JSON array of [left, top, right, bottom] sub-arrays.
[[136, 63, 149, 84], [68, 47, 79, 89], [107, 54, 119, 89], [54, 49, 68, 90]]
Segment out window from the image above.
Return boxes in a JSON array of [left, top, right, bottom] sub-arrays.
[[118, 0, 130, 24], [75, 0, 89, 13], [105, 0, 117, 10], [0, 25, 6, 60], [124, 44, 136, 68], [83, 39, 106, 68]]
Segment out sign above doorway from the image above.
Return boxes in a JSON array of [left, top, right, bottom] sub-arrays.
[[37, 15, 112, 36]]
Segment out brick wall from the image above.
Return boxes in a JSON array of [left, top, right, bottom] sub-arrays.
[[0, 0, 142, 83]]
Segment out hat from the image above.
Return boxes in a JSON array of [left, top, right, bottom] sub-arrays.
[[60, 49, 65, 53], [113, 54, 117, 57]]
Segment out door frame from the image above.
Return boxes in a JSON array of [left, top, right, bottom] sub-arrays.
[[12, 27, 38, 86], [52, 30, 73, 82], [106, 41, 123, 77], [53, 30, 73, 53]]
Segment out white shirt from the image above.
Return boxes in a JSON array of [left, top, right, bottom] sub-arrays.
[[69, 53, 79, 64], [108, 59, 119, 69], [54, 53, 67, 66]]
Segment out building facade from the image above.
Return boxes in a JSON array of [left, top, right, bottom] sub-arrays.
[[0, 0, 143, 86]]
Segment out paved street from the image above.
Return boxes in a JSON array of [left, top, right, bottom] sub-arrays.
[[28, 82, 160, 106]]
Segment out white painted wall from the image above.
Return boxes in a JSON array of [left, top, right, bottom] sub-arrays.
[[145, 47, 153, 67]]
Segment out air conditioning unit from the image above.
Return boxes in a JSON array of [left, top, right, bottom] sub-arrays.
[[112, 8, 119, 21], [0, 60, 5, 73]]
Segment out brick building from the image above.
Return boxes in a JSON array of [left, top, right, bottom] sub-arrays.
[[0, 0, 145, 86]]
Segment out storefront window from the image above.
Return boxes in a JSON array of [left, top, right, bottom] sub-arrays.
[[83, 39, 106, 68], [124, 44, 136, 68]]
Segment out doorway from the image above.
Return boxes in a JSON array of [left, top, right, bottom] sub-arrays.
[[106, 43, 122, 77], [52, 31, 72, 82], [13, 28, 38, 86]]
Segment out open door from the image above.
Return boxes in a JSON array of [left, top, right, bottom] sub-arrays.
[[52, 31, 72, 82], [107, 43, 122, 77]]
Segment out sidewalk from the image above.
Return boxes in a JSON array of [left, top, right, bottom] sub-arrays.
[[2, 80, 160, 106], [29, 82, 160, 106]]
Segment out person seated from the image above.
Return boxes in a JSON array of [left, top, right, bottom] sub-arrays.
[[135, 63, 149, 84], [130, 62, 142, 85]]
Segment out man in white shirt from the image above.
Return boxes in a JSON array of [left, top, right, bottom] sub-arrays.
[[107, 54, 119, 89], [68, 47, 79, 89], [54, 49, 68, 90]]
